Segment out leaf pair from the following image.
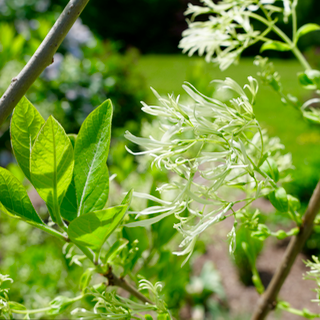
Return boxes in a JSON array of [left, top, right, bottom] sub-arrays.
[[9, 97, 113, 224], [10, 97, 74, 226]]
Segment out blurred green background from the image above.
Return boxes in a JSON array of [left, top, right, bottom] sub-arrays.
[[1, 0, 320, 318]]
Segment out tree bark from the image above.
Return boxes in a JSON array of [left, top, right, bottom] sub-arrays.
[[251, 181, 320, 320]]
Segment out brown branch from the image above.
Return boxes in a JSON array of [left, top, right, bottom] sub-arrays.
[[0, 0, 90, 127], [251, 181, 320, 320], [103, 266, 153, 305]]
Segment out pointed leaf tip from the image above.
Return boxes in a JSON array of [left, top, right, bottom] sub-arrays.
[[74, 99, 113, 216]]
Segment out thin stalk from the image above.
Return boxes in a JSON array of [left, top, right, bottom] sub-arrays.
[[12, 294, 84, 315], [36, 224, 69, 242], [246, 12, 312, 70], [0, 0, 91, 127], [251, 180, 320, 320], [292, 2, 298, 43], [12, 306, 52, 315], [277, 302, 320, 318]]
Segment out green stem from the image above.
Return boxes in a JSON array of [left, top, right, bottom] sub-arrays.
[[12, 306, 52, 315], [277, 302, 320, 319], [247, 156, 277, 189], [246, 12, 312, 70], [12, 294, 85, 315]]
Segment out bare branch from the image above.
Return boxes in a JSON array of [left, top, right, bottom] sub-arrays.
[[251, 181, 320, 320], [0, 0, 91, 127], [104, 266, 153, 305]]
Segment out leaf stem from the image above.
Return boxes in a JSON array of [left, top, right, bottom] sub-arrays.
[[0, 0, 91, 128], [277, 301, 320, 319], [251, 180, 320, 319], [11, 306, 52, 315], [292, 0, 298, 43], [36, 224, 69, 242]]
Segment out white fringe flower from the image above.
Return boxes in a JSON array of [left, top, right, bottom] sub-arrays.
[[125, 77, 292, 258], [179, 0, 296, 70]]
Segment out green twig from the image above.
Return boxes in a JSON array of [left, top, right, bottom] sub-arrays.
[[12, 293, 85, 315], [246, 11, 312, 71]]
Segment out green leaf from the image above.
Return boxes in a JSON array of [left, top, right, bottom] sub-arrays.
[[8, 301, 26, 311], [30, 116, 74, 223], [260, 158, 279, 182], [268, 187, 288, 212], [298, 70, 320, 89], [121, 189, 133, 205], [60, 178, 78, 222], [296, 23, 320, 43], [288, 195, 300, 211], [104, 238, 129, 263], [48, 296, 74, 315], [60, 135, 78, 222], [260, 41, 291, 53], [11, 96, 45, 181], [0, 167, 43, 225], [68, 204, 129, 253], [298, 72, 316, 89], [68, 134, 77, 148], [79, 268, 95, 293], [74, 99, 113, 215]]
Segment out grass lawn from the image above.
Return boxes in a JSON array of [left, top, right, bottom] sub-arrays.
[[135, 54, 320, 198]]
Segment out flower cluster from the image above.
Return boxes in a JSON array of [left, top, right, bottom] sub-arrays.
[[179, 0, 297, 70], [125, 77, 292, 258]]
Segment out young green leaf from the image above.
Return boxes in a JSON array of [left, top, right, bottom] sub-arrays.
[[74, 99, 113, 216], [295, 23, 320, 43], [104, 238, 129, 263], [268, 187, 289, 213], [30, 116, 74, 223], [79, 268, 95, 293], [48, 296, 75, 315], [67, 204, 129, 253], [0, 167, 44, 225], [288, 195, 301, 211], [298, 72, 316, 89], [260, 41, 291, 53], [10, 96, 45, 181], [121, 188, 133, 205]]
